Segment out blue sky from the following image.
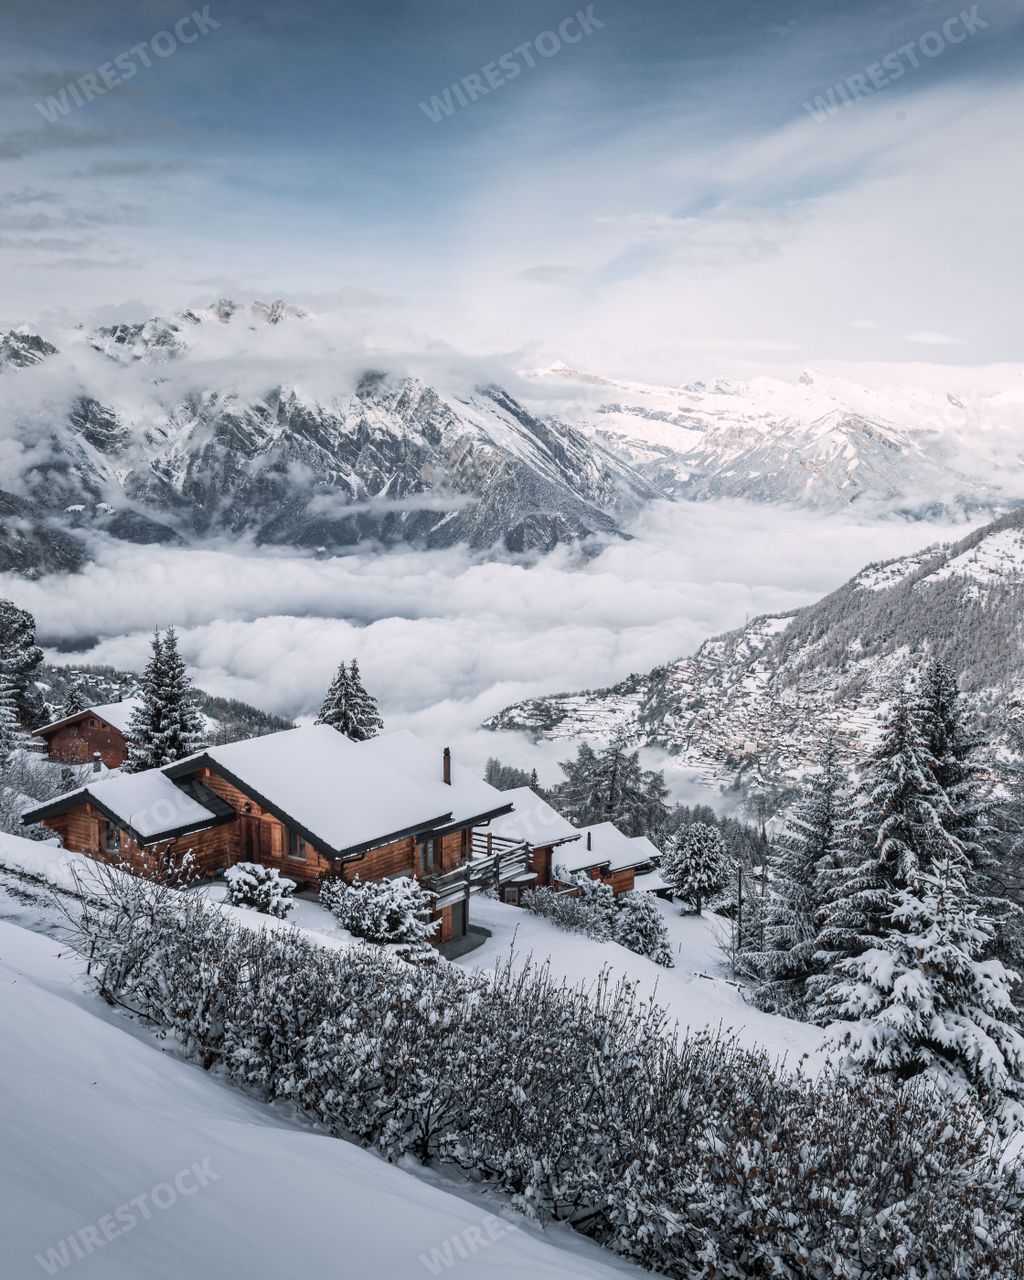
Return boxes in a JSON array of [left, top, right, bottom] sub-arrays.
[[1, 0, 1021, 377]]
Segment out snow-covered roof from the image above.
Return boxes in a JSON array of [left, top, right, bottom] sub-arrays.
[[357, 731, 512, 831], [22, 769, 228, 844], [556, 822, 658, 875], [34, 697, 143, 737], [173, 726, 461, 858], [485, 786, 579, 848]]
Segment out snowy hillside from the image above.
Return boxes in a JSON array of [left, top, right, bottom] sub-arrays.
[[0, 921, 639, 1280], [488, 507, 1024, 793], [529, 362, 1024, 518], [0, 304, 655, 571], [0, 832, 818, 1279]]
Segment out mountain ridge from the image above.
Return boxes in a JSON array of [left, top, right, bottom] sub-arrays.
[[487, 507, 1024, 797]]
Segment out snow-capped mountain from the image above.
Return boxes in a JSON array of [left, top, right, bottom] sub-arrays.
[[487, 507, 1024, 794], [529, 362, 1024, 519], [0, 304, 655, 568]]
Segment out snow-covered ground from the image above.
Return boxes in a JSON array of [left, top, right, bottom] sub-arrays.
[[0, 835, 644, 1280], [461, 894, 824, 1066], [0, 834, 825, 1278]]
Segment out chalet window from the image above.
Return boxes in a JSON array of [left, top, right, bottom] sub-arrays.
[[503, 887, 518, 905], [287, 827, 307, 862], [89, 718, 97, 728], [418, 835, 437, 876], [100, 821, 122, 855]]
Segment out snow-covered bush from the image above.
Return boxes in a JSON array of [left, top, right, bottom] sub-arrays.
[[64, 868, 1024, 1280], [526, 877, 673, 966], [224, 861, 295, 918], [523, 876, 616, 940], [320, 874, 437, 946], [613, 892, 674, 967]]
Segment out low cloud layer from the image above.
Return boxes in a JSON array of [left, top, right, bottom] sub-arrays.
[[1, 500, 967, 795]]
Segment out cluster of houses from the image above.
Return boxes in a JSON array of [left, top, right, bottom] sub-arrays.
[[23, 703, 663, 947]]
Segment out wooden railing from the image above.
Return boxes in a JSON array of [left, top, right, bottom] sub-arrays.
[[420, 835, 531, 908]]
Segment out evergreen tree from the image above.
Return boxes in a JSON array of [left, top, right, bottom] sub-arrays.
[[315, 661, 353, 733], [662, 821, 728, 915], [0, 668, 23, 760], [124, 628, 206, 772], [60, 681, 88, 718], [826, 850, 1024, 1118], [347, 660, 383, 740], [550, 742, 604, 824], [917, 656, 992, 891], [550, 737, 669, 839], [315, 660, 383, 740], [750, 738, 850, 1017], [809, 691, 945, 1021], [613, 891, 674, 967], [0, 598, 45, 727]]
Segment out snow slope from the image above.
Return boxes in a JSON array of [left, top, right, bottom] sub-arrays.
[[461, 895, 824, 1066], [0, 889, 639, 1279]]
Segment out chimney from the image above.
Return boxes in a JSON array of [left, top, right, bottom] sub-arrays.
[[92, 751, 102, 774], [442, 746, 451, 785], [586, 831, 592, 851]]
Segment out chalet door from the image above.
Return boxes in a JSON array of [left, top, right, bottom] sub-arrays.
[[240, 816, 260, 861], [450, 898, 468, 937]]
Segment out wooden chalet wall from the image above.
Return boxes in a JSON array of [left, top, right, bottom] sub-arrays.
[[39, 763, 484, 946], [39, 804, 237, 880], [552, 864, 637, 896], [41, 719, 129, 768]]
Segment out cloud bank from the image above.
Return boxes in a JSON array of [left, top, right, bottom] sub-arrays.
[[0, 499, 968, 794]]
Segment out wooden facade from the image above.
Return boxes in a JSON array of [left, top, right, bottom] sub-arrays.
[[551, 864, 637, 896], [38, 715, 131, 769], [32, 760, 489, 946]]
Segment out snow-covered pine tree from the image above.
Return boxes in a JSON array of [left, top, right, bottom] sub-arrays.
[[662, 821, 728, 915], [613, 891, 674, 966], [826, 849, 1024, 1120], [918, 656, 993, 891], [550, 742, 605, 825], [124, 628, 206, 772], [549, 738, 669, 838], [750, 737, 850, 1017], [314, 661, 353, 734], [809, 689, 943, 1022], [0, 598, 45, 727], [60, 681, 88, 717], [347, 660, 383, 740], [0, 668, 23, 761]]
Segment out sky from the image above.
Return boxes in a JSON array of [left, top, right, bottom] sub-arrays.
[[1, 0, 1021, 380]]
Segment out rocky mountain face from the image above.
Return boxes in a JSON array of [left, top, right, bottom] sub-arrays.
[[531, 362, 1024, 519], [487, 508, 1024, 795], [0, 303, 655, 571]]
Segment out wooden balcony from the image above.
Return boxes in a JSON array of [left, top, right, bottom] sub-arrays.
[[420, 833, 531, 908]]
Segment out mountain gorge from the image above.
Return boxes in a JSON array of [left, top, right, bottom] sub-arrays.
[[488, 507, 1024, 797], [0, 302, 655, 573]]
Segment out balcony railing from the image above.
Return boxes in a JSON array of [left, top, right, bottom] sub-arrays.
[[420, 834, 532, 908]]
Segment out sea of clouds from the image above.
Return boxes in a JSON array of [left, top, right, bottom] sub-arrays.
[[1, 498, 967, 798]]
